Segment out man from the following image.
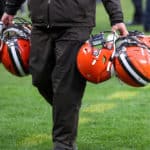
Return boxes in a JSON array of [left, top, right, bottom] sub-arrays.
[[127, 0, 143, 26], [127, 0, 150, 32], [143, 0, 150, 32], [1, 0, 128, 150]]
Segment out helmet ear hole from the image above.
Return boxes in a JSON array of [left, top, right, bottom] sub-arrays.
[[102, 55, 107, 64], [83, 48, 88, 54]]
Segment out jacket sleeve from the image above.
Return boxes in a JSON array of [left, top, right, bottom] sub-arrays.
[[102, 0, 124, 26], [5, 0, 25, 15], [0, 0, 5, 18]]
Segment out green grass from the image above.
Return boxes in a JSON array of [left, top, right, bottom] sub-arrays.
[[78, 80, 150, 150], [0, 0, 150, 149], [0, 65, 52, 150]]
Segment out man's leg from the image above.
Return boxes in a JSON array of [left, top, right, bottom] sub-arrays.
[[29, 27, 54, 105], [52, 40, 86, 150], [52, 27, 92, 150], [132, 0, 143, 23], [143, 0, 150, 32], [127, 0, 143, 25]]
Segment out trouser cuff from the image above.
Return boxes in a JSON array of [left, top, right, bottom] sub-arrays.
[[53, 142, 78, 150]]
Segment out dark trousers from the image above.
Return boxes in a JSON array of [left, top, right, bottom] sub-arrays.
[[143, 0, 150, 30], [132, 0, 143, 23], [132, 0, 150, 30], [29, 26, 92, 149]]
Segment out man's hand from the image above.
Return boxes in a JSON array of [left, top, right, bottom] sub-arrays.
[[111, 23, 128, 36], [1, 13, 14, 25]]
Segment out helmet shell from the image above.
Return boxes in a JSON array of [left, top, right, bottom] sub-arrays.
[[77, 42, 114, 83]]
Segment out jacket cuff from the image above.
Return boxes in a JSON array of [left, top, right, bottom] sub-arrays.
[[111, 20, 124, 26], [110, 13, 124, 26], [5, 1, 23, 15]]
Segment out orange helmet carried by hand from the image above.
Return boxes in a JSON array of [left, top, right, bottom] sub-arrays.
[[114, 35, 150, 87], [77, 31, 117, 83], [0, 18, 31, 77]]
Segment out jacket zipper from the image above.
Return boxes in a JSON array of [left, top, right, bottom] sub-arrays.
[[47, 0, 51, 28]]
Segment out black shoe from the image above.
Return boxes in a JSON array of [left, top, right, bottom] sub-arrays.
[[126, 21, 142, 26]]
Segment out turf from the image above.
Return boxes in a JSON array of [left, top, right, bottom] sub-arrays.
[[0, 0, 150, 150]]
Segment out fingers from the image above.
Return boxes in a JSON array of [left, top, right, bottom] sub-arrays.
[[112, 23, 128, 36], [1, 13, 14, 26]]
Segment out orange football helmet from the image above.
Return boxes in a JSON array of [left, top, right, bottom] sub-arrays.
[[77, 31, 117, 83], [0, 19, 31, 77], [114, 35, 150, 87]]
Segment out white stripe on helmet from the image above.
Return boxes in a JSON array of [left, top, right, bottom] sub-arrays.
[[9, 42, 26, 76], [120, 53, 148, 85]]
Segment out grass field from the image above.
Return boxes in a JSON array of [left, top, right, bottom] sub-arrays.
[[0, 0, 150, 150]]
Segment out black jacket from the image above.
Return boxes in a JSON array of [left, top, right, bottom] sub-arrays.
[[5, 0, 123, 27], [0, 0, 5, 19]]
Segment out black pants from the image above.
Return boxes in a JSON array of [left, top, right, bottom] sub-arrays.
[[132, 0, 143, 23], [143, 0, 150, 30], [29, 26, 92, 149]]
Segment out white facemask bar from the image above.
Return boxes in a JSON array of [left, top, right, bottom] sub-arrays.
[[119, 52, 148, 85], [7, 41, 27, 76]]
